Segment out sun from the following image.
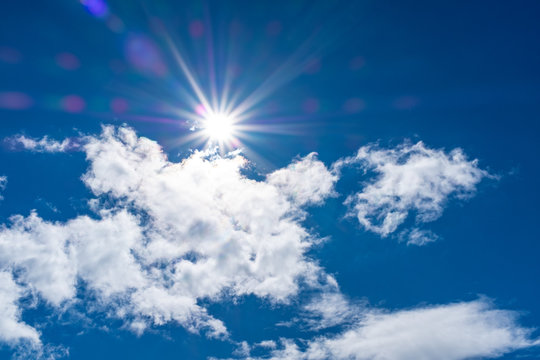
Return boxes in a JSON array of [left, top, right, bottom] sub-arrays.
[[202, 112, 236, 142]]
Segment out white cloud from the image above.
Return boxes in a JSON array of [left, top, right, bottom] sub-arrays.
[[0, 126, 337, 347], [256, 340, 277, 349], [267, 153, 338, 206], [0, 126, 534, 360], [0, 271, 40, 345], [7, 135, 80, 153], [339, 141, 490, 240], [81, 126, 329, 302], [251, 300, 539, 360], [0, 212, 78, 306], [400, 228, 438, 246], [301, 292, 359, 330]]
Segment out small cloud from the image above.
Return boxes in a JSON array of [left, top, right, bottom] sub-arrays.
[[400, 228, 439, 246], [337, 141, 490, 243], [6, 135, 83, 153]]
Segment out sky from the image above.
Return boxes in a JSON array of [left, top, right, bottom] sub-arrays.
[[0, 0, 539, 359]]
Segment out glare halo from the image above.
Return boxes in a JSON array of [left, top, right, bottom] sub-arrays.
[[201, 111, 236, 142]]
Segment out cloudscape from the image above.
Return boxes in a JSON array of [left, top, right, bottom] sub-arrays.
[[1, 1, 539, 359]]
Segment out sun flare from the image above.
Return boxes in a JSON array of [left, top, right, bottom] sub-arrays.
[[202, 112, 236, 142]]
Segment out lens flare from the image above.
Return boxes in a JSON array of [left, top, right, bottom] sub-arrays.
[[202, 112, 235, 142]]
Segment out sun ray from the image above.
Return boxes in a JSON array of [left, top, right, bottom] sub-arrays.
[[164, 34, 213, 113]]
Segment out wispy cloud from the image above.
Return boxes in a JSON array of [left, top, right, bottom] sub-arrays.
[[6, 135, 82, 153], [0, 176, 6, 200], [301, 291, 360, 330], [244, 299, 539, 360]]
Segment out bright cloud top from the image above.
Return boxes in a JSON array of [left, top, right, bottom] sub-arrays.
[[339, 141, 490, 243]]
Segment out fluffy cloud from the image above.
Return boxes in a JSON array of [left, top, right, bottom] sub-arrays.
[[0, 126, 337, 346], [0, 212, 78, 305], [0, 272, 40, 345], [249, 300, 539, 360], [81, 126, 334, 301], [339, 142, 490, 241], [267, 153, 338, 206], [7, 135, 80, 152], [0, 127, 533, 360]]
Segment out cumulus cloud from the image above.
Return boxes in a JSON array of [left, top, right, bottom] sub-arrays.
[[338, 141, 490, 241], [81, 126, 332, 301], [0, 212, 79, 306], [0, 126, 337, 347], [267, 153, 338, 206], [248, 300, 539, 360], [7, 135, 81, 152], [0, 126, 533, 360]]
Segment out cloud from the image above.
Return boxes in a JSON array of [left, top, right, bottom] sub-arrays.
[[0, 212, 78, 306], [338, 141, 490, 241], [400, 227, 438, 246], [0, 176, 6, 200], [0, 271, 40, 345], [6, 135, 81, 153], [0, 126, 533, 360], [249, 300, 539, 360], [301, 292, 359, 330], [256, 340, 277, 349], [0, 126, 337, 347], [81, 126, 331, 301], [267, 153, 338, 206]]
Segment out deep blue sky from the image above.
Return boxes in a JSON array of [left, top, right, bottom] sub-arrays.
[[0, 1, 539, 359]]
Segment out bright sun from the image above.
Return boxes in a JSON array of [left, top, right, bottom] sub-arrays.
[[202, 112, 235, 142]]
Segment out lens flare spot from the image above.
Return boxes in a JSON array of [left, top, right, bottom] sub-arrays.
[[0, 92, 33, 110], [111, 97, 128, 113], [61, 95, 86, 113], [81, 0, 109, 18], [55, 52, 80, 70]]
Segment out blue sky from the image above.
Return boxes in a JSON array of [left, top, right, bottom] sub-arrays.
[[0, 0, 539, 359]]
